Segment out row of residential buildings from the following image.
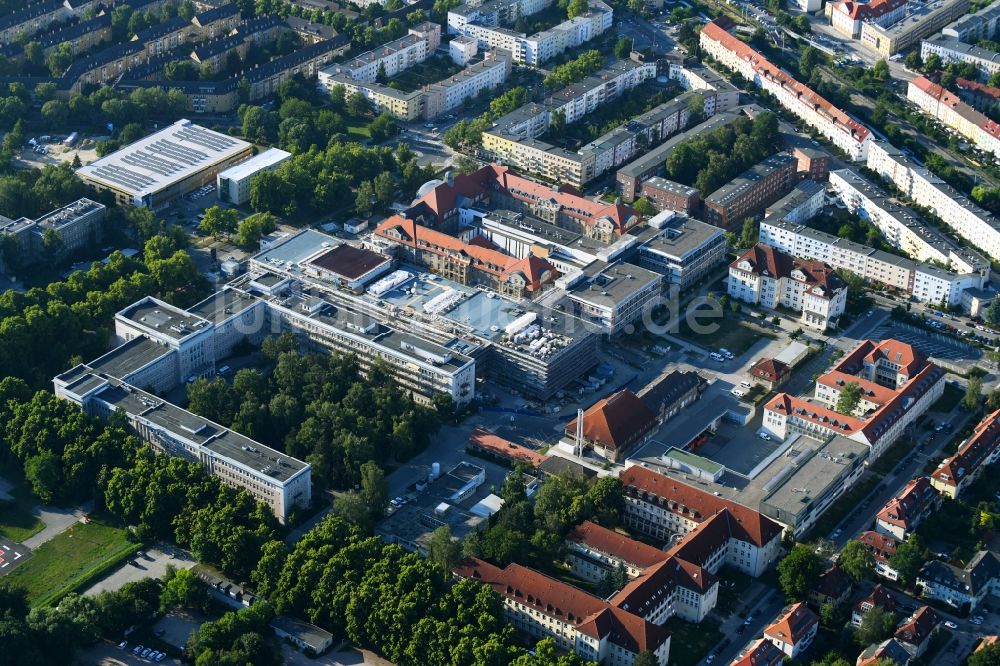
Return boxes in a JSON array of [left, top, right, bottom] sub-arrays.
[[907, 76, 1000, 158], [699, 20, 872, 161], [448, 0, 613, 65], [318, 47, 512, 122], [866, 139, 1000, 260], [761, 180, 991, 313], [0, 198, 106, 273], [920, 0, 1000, 78]]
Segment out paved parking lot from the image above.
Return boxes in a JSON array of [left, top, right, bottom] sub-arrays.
[[0, 536, 30, 575], [76, 642, 181, 666], [872, 322, 979, 361], [83, 546, 196, 597], [152, 609, 209, 650]]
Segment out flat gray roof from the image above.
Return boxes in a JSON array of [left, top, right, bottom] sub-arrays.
[[88, 337, 172, 378], [570, 261, 662, 304], [118, 298, 212, 341], [618, 111, 742, 179], [187, 288, 260, 324], [639, 217, 724, 261]]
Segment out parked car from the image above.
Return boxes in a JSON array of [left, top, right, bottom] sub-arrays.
[[142, 649, 151, 658], [133, 645, 143, 654], [945, 620, 958, 629], [740, 381, 752, 389], [758, 432, 771, 440], [117, 641, 127, 649]]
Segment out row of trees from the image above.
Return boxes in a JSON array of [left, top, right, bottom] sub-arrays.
[[0, 234, 205, 387], [543, 50, 605, 89], [248, 515, 593, 666], [185, 333, 443, 492], [665, 111, 781, 195], [442, 86, 529, 149]]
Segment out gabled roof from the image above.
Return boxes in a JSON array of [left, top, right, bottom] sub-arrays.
[[856, 637, 912, 666], [732, 243, 844, 296], [855, 531, 899, 564], [751, 359, 789, 382], [918, 550, 1000, 597], [831, 0, 905, 20], [453, 557, 670, 653], [621, 465, 784, 548], [895, 606, 940, 648], [876, 477, 936, 531], [566, 389, 658, 452], [814, 564, 852, 599], [764, 602, 818, 646], [855, 583, 896, 615], [931, 408, 1000, 490], [731, 638, 785, 666], [501, 254, 557, 290], [566, 521, 666, 570]]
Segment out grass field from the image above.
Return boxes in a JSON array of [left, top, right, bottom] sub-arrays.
[[663, 617, 723, 666], [677, 317, 773, 356], [388, 55, 463, 93], [0, 483, 44, 543], [931, 382, 964, 413], [6, 519, 134, 606]]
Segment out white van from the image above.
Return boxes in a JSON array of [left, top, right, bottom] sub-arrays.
[[217, 365, 231, 374]]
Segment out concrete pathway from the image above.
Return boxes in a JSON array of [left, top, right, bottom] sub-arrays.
[[23, 500, 92, 550]]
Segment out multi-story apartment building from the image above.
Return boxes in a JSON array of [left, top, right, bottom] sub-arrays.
[[942, 0, 1000, 41], [1, 13, 111, 61], [324, 22, 439, 82], [133, 16, 197, 59], [640, 177, 700, 214], [190, 3, 241, 40], [190, 33, 247, 75], [907, 76, 1000, 157], [829, 0, 907, 39], [620, 464, 784, 578], [452, 558, 671, 665], [861, 0, 970, 55], [321, 49, 511, 121], [875, 476, 940, 540], [728, 244, 847, 331], [931, 408, 1000, 498], [731, 639, 785, 666], [700, 21, 872, 161], [447, 0, 552, 35], [565, 520, 669, 581], [867, 140, 1000, 260], [453, 0, 611, 65], [764, 339, 946, 457], [921, 34, 1000, 77], [956, 77, 1000, 115], [0, 198, 106, 273], [0, 0, 70, 46], [703, 153, 798, 229]]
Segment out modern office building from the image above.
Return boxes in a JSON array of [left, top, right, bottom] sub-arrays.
[[634, 213, 727, 290], [861, 0, 970, 55], [76, 120, 253, 208], [216, 148, 292, 205]]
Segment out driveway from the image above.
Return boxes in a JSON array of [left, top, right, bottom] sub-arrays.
[[707, 583, 786, 665], [83, 546, 197, 597], [23, 500, 92, 549]]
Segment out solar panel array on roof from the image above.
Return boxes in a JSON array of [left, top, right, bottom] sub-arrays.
[[91, 165, 156, 191]]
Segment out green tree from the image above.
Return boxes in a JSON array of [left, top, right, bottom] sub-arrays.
[[633, 652, 658, 666], [198, 205, 239, 238], [614, 36, 633, 59], [2, 118, 24, 153], [355, 180, 376, 216], [985, 299, 1000, 325], [360, 461, 389, 519], [872, 59, 890, 81], [369, 112, 398, 143], [838, 540, 874, 582], [793, 15, 810, 33], [836, 382, 863, 415], [905, 51, 922, 70], [375, 61, 388, 84], [45, 42, 74, 77], [567, 0, 589, 18], [969, 644, 1000, 666], [855, 606, 897, 646], [632, 197, 656, 217], [888, 534, 928, 584], [687, 93, 705, 119], [160, 566, 206, 611], [40, 100, 69, 126], [347, 92, 370, 118], [965, 376, 984, 412], [924, 53, 942, 71], [234, 212, 277, 250], [249, 171, 294, 216], [777, 544, 823, 600], [738, 218, 758, 249], [427, 525, 461, 571]]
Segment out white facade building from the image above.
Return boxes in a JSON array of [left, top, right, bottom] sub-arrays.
[[216, 148, 291, 205]]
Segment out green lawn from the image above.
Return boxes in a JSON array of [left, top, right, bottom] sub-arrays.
[[6, 519, 135, 606], [347, 122, 371, 140], [677, 318, 773, 356], [663, 617, 724, 666], [0, 483, 44, 543], [388, 55, 464, 93], [931, 382, 964, 413]]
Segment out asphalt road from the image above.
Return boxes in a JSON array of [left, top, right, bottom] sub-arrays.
[[0, 536, 30, 575]]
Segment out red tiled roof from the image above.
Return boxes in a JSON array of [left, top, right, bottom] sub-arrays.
[[612, 555, 716, 619], [876, 477, 936, 531], [700, 22, 869, 144], [855, 531, 900, 564], [731, 244, 844, 297], [468, 428, 548, 468], [838, 338, 926, 379], [566, 521, 667, 570], [764, 602, 818, 646], [620, 465, 784, 548], [751, 358, 789, 382], [911, 76, 1000, 139], [895, 605, 940, 648], [730, 638, 785, 666], [931, 408, 1000, 490], [501, 254, 558, 290], [957, 78, 1000, 103], [765, 393, 865, 436], [814, 564, 852, 599], [831, 0, 905, 20], [453, 557, 670, 653], [977, 635, 1000, 652], [566, 389, 658, 452], [854, 583, 896, 615]]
